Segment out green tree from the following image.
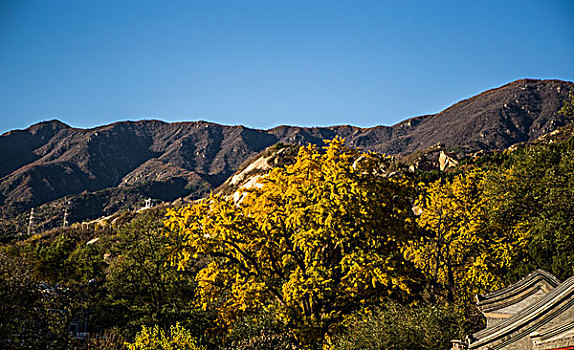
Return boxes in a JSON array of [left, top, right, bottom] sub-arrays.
[[33, 233, 76, 283], [0, 252, 76, 349], [488, 142, 574, 280], [165, 138, 418, 346], [0, 252, 45, 349], [107, 209, 204, 336], [224, 310, 300, 350], [559, 90, 574, 119], [67, 242, 106, 282], [332, 302, 461, 350]]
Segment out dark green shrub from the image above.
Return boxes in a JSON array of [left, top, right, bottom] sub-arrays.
[[332, 303, 461, 350]]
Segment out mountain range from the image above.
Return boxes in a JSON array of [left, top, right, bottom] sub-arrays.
[[1, 78, 572, 234]]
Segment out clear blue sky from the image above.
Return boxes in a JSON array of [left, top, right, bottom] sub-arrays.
[[1, 0, 573, 134]]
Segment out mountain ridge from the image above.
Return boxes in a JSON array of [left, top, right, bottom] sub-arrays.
[[1, 78, 573, 234]]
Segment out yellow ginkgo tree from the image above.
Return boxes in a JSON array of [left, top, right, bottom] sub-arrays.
[[164, 138, 417, 346], [406, 169, 528, 307]]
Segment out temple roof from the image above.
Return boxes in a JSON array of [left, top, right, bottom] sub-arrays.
[[469, 275, 574, 349], [475, 269, 561, 314]]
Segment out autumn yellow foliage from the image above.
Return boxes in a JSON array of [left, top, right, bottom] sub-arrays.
[[165, 138, 417, 345], [126, 323, 205, 350], [406, 168, 529, 306]]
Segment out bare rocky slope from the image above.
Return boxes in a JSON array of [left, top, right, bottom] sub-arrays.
[[0, 79, 572, 233]]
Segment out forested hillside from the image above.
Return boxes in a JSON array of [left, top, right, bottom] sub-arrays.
[[1, 92, 573, 349]]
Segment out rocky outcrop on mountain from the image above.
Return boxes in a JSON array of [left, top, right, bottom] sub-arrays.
[[439, 151, 460, 172], [0, 79, 572, 234], [214, 143, 300, 203]]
